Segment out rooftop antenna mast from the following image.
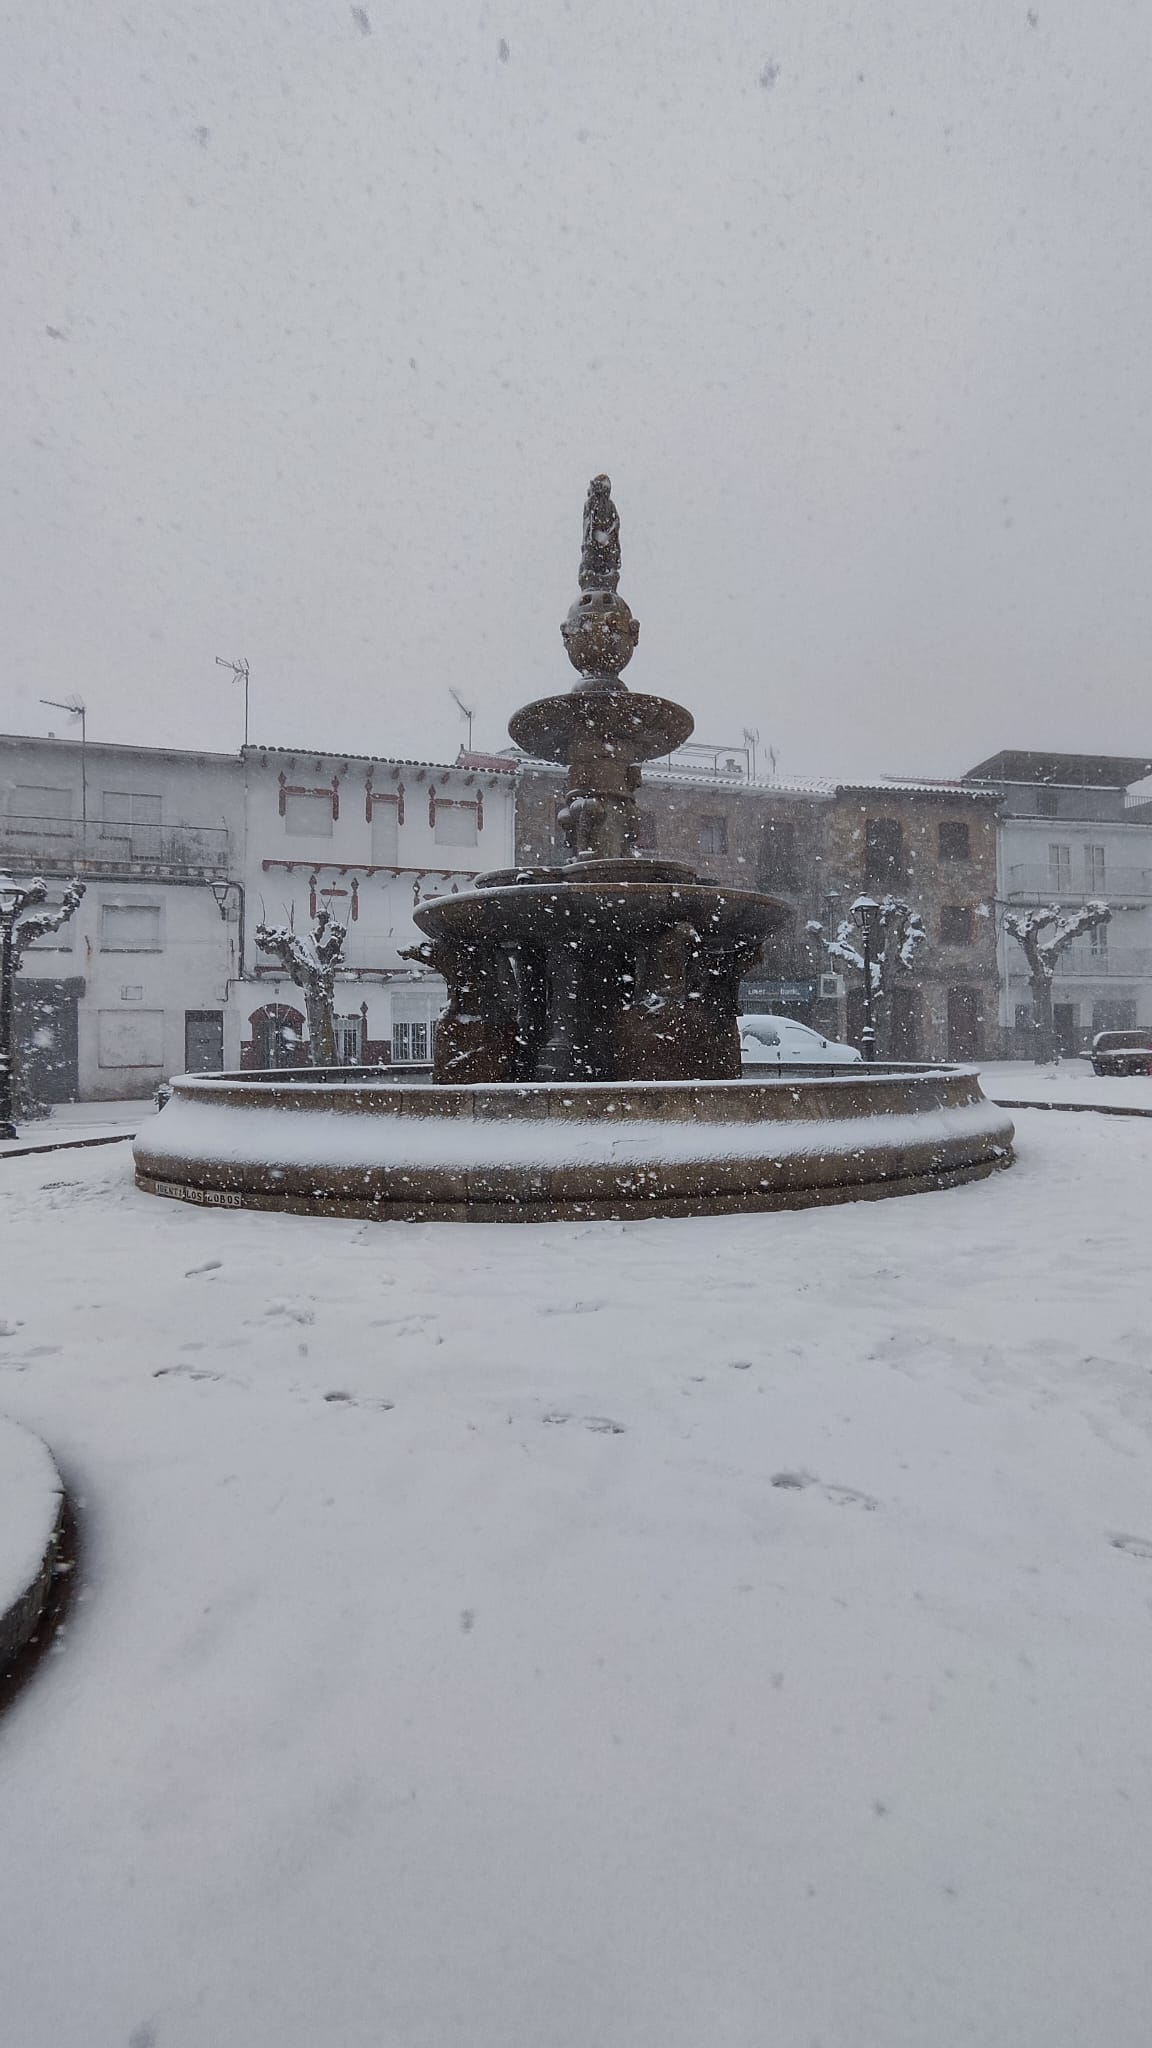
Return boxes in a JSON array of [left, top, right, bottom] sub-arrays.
[[40, 695, 87, 827], [217, 655, 250, 749], [449, 686, 476, 754]]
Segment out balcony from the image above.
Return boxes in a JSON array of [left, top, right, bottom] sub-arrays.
[[1005, 862, 1152, 902], [1053, 947, 1152, 980], [0, 814, 231, 878]]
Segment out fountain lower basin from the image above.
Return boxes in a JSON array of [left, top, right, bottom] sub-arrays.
[[133, 1065, 1014, 1223]]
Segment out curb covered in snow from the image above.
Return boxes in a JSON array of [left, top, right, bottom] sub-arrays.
[[0, 1417, 66, 1681]]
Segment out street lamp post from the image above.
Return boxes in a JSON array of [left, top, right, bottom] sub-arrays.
[[852, 894, 881, 1063]]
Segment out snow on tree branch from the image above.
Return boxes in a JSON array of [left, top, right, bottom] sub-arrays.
[[2, 875, 86, 961], [1003, 899, 1111, 1062]]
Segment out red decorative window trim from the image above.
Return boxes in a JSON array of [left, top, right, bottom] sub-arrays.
[[279, 770, 340, 820], [365, 777, 405, 826], [428, 789, 483, 831]]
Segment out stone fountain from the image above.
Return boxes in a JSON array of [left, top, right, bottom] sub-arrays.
[[135, 478, 1013, 1221], [408, 475, 788, 1088]]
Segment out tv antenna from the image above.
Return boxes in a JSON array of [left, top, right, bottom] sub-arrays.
[[216, 655, 250, 748], [449, 687, 476, 753], [41, 695, 88, 825]]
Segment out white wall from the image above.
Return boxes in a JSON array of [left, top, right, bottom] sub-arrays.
[[241, 749, 516, 1059], [4, 734, 245, 1098], [997, 805, 1152, 1036]]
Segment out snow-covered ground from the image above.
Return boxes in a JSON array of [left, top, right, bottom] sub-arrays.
[[0, 1099, 155, 1155], [2, 1116, 1152, 2048], [980, 1058, 1152, 1109]]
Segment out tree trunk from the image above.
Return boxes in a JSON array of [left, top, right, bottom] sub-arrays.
[[304, 982, 337, 1067], [1030, 973, 1054, 1064]]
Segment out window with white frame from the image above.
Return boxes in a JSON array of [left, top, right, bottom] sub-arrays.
[[334, 1014, 364, 1065], [392, 1019, 430, 1063], [1048, 844, 1071, 891], [1084, 845, 1106, 890], [1090, 920, 1109, 957], [100, 902, 161, 950], [284, 792, 334, 837]]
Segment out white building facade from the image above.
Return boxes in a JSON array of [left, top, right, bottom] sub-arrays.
[[964, 752, 1152, 1055], [1, 733, 245, 1100], [240, 745, 517, 1069]]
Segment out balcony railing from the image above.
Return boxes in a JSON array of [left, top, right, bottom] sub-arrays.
[[1005, 862, 1152, 901], [0, 814, 231, 876], [1053, 946, 1152, 979]]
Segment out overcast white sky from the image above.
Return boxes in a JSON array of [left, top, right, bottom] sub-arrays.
[[3, 1, 1151, 778]]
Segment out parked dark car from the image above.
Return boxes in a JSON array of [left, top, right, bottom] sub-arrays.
[[1088, 1029, 1152, 1077]]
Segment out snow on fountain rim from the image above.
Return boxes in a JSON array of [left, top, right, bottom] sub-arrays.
[[137, 1094, 1012, 1175], [0, 1415, 63, 1623]]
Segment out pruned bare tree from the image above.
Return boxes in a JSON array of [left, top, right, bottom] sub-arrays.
[[813, 895, 927, 1056], [1003, 901, 1111, 1063], [0, 874, 86, 1137], [254, 906, 346, 1067]]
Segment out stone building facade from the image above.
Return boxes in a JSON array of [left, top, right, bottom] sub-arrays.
[[514, 761, 1001, 1060]]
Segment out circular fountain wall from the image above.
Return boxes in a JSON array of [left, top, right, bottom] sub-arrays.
[[134, 1064, 1014, 1222]]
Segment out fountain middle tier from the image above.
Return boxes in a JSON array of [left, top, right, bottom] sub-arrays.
[[411, 870, 789, 1085]]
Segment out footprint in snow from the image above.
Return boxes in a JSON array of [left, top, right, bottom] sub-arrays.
[[154, 1364, 236, 1385], [1111, 1533, 1152, 1561], [543, 1411, 625, 1434], [771, 1471, 878, 1510], [537, 1301, 606, 1317], [184, 1259, 223, 1278], [323, 1390, 395, 1411]]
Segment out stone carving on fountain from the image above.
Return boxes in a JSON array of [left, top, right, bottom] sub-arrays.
[[408, 476, 789, 1084]]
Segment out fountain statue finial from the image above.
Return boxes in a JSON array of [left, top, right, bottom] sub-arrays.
[[579, 474, 621, 592], [561, 474, 640, 681]]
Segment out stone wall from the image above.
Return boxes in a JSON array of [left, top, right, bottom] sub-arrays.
[[513, 765, 1003, 1060]]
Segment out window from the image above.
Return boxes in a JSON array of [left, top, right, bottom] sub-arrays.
[[284, 793, 334, 837], [1036, 789, 1059, 817], [334, 1015, 364, 1065], [97, 1010, 164, 1068], [699, 814, 728, 855], [1090, 921, 1108, 957], [370, 804, 399, 863], [103, 791, 161, 830], [635, 809, 657, 851], [864, 817, 904, 883], [937, 821, 970, 861], [392, 1020, 430, 1063], [1085, 845, 1106, 890], [1093, 999, 1137, 1033], [100, 903, 161, 950], [759, 820, 799, 886], [434, 804, 478, 848], [940, 904, 973, 945], [1048, 844, 1071, 891], [10, 784, 72, 823]]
